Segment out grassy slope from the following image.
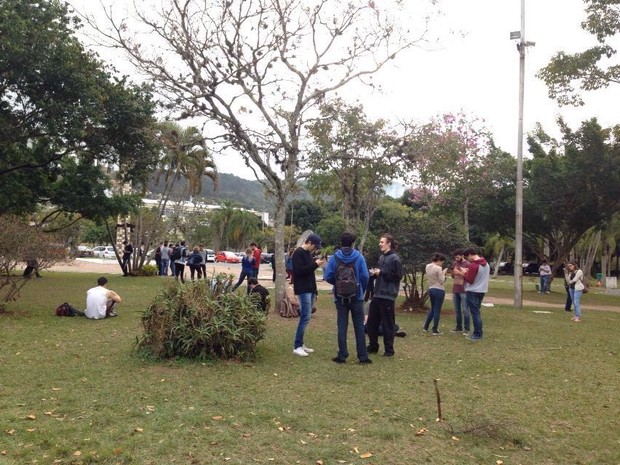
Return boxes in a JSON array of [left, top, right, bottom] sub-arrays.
[[0, 273, 619, 465]]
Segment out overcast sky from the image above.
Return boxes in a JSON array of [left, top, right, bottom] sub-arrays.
[[71, 0, 620, 180]]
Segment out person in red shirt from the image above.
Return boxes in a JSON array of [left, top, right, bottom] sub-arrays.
[[250, 242, 262, 278]]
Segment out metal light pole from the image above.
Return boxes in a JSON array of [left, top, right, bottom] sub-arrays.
[[512, 0, 534, 309]]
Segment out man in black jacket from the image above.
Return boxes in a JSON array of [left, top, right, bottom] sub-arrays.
[[248, 277, 270, 312], [291, 233, 326, 357], [366, 233, 404, 357]]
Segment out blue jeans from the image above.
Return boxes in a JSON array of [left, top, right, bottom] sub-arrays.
[[569, 289, 583, 318], [466, 291, 485, 339], [294, 292, 315, 349], [424, 288, 445, 332], [335, 299, 369, 361], [540, 275, 551, 293], [160, 259, 169, 276], [233, 270, 253, 293], [453, 292, 470, 331]]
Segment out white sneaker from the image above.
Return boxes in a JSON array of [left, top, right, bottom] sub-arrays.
[[293, 347, 309, 357], [301, 345, 314, 353]]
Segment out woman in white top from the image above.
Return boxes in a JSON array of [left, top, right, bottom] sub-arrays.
[[566, 260, 585, 322], [423, 253, 448, 335]]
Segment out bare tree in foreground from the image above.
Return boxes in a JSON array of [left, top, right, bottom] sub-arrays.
[[86, 0, 436, 309]]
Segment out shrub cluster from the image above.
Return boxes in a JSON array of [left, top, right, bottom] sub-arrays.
[[136, 275, 267, 361]]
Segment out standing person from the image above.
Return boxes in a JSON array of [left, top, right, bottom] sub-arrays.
[[563, 264, 573, 312], [450, 249, 470, 334], [159, 241, 171, 276], [250, 242, 262, 278], [423, 253, 448, 335], [121, 240, 133, 277], [172, 241, 187, 283], [232, 247, 255, 293], [453, 248, 490, 341], [198, 244, 207, 279], [566, 260, 585, 322], [23, 258, 42, 278], [324, 232, 371, 364], [84, 276, 122, 320], [154, 243, 162, 274], [539, 259, 552, 294], [291, 234, 326, 357], [187, 246, 203, 281], [366, 234, 404, 357]]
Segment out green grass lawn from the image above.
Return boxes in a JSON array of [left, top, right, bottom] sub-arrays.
[[1, 273, 619, 465]]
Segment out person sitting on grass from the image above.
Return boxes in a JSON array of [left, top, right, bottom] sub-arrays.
[[85, 276, 122, 320], [248, 277, 270, 312]]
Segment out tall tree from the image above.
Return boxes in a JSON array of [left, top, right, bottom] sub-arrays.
[[408, 112, 501, 242], [87, 0, 437, 310], [524, 118, 620, 272], [538, 0, 620, 106], [0, 0, 158, 219], [306, 100, 407, 249]]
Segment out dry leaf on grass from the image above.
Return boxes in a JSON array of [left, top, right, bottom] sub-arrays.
[[26, 428, 36, 432], [51, 387, 61, 391], [212, 416, 223, 420], [26, 414, 36, 420], [415, 428, 428, 436], [134, 428, 143, 433], [360, 452, 373, 458], [73, 451, 82, 456], [6, 430, 15, 435], [316, 460, 324, 465], [451, 436, 460, 441], [353, 447, 359, 454]]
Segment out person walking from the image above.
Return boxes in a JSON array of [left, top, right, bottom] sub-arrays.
[[232, 247, 255, 293], [453, 248, 490, 341], [566, 260, 585, 322], [366, 234, 404, 357], [323, 232, 372, 364], [449, 249, 470, 334], [423, 253, 448, 335], [291, 234, 325, 357]]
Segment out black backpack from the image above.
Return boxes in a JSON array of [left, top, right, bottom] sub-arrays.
[[172, 246, 185, 261], [334, 257, 358, 300], [55, 302, 84, 317]]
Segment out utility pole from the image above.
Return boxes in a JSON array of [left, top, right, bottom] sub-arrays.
[[511, 0, 534, 309]]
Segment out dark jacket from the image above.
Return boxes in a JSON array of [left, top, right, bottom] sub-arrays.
[[250, 284, 270, 312], [324, 247, 370, 301], [292, 246, 318, 295], [373, 250, 403, 301]]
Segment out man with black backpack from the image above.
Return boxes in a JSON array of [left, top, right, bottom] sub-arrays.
[[324, 232, 371, 364], [171, 240, 188, 283]]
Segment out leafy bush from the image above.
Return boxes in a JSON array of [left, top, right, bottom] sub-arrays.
[[136, 275, 267, 361], [136, 264, 158, 276]]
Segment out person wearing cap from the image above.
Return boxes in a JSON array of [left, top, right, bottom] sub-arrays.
[[84, 276, 122, 319], [291, 233, 326, 357]]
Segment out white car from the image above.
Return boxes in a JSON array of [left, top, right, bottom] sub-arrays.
[[206, 249, 215, 263], [93, 246, 116, 259]]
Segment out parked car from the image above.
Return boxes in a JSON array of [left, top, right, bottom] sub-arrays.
[[522, 262, 540, 275], [215, 251, 241, 263], [93, 246, 116, 259], [490, 261, 513, 274], [76, 245, 94, 257], [206, 249, 215, 263], [260, 252, 272, 264]]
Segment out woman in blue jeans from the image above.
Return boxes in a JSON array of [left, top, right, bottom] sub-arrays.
[[232, 248, 255, 293], [566, 261, 585, 322], [423, 253, 448, 335]]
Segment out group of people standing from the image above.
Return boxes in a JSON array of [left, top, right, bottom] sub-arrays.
[[154, 241, 209, 282], [423, 248, 490, 341]]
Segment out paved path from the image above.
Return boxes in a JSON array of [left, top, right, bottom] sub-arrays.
[[48, 259, 619, 313]]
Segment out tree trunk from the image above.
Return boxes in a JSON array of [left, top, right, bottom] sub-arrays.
[[582, 230, 601, 283], [463, 196, 470, 243], [493, 246, 505, 279], [273, 198, 287, 314]]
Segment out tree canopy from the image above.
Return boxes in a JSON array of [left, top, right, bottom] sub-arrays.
[[538, 0, 620, 105], [0, 0, 158, 219]]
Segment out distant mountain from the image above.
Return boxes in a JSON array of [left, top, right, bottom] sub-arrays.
[[146, 173, 405, 213]]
